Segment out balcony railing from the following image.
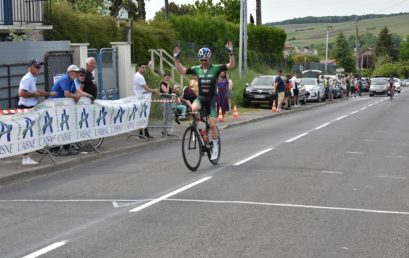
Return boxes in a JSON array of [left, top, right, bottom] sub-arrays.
[[0, 0, 51, 26]]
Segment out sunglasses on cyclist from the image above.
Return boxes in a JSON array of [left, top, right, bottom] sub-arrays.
[[199, 58, 208, 62]]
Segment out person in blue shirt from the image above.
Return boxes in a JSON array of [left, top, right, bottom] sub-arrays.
[[49, 64, 93, 155], [49, 64, 93, 101]]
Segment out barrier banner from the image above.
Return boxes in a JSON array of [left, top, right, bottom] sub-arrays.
[[0, 94, 151, 158]]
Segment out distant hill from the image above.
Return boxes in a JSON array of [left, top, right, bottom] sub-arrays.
[[266, 13, 409, 48], [266, 13, 409, 26]]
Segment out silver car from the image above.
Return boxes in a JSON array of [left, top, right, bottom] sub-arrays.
[[302, 77, 326, 102], [369, 77, 388, 96]]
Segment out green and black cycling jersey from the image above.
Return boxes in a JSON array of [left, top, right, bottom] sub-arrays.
[[186, 64, 228, 97]]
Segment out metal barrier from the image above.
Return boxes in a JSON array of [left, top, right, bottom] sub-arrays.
[[147, 93, 178, 136], [88, 48, 119, 100]]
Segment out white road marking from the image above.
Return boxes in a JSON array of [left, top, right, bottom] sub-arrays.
[[335, 115, 348, 121], [315, 122, 331, 130], [346, 151, 364, 155], [368, 104, 374, 107], [349, 111, 359, 115], [362, 139, 376, 142], [234, 148, 273, 166], [166, 199, 409, 215], [129, 177, 212, 213], [285, 133, 308, 143], [376, 175, 407, 180], [321, 171, 344, 174], [22, 241, 68, 258], [360, 107, 367, 110]]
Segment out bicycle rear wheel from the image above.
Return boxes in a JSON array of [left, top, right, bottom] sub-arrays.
[[207, 129, 221, 165], [76, 138, 104, 152], [182, 126, 202, 171]]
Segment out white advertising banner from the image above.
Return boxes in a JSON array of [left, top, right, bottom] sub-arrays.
[[0, 94, 151, 159]]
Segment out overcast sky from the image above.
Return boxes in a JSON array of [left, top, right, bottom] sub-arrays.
[[145, 0, 409, 23]]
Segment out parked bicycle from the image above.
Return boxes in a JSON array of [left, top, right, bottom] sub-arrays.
[[181, 110, 221, 171]]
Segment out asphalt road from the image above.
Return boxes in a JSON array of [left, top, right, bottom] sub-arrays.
[[1, 91, 409, 258]]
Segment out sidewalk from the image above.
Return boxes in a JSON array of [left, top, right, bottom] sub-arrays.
[[0, 101, 330, 185]]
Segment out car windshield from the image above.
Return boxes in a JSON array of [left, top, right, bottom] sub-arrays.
[[252, 76, 275, 86], [371, 78, 387, 84], [303, 78, 317, 85]]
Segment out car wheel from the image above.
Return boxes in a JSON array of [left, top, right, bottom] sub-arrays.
[[242, 99, 250, 107]]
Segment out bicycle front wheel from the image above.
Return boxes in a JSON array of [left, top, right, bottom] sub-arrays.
[[76, 138, 104, 152], [182, 126, 202, 171]]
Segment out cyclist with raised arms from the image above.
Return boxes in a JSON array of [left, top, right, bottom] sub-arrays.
[[173, 41, 235, 160]]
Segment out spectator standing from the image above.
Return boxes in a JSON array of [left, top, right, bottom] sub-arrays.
[[49, 64, 93, 155], [284, 76, 292, 110], [357, 76, 363, 97], [345, 75, 351, 98], [226, 72, 233, 113], [18, 59, 56, 165], [159, 71, 174, 136], [133, 62, 159, 139], [291, 74, 300, 107], [216, 71, 229, 115], [274, 70, 285, 112], [81, 57, 98, 99]]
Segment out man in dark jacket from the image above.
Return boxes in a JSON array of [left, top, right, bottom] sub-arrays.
[[81, 57, 98, 99]]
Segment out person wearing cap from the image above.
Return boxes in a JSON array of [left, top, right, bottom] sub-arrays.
[[49, 64, 94, 155], [49, 64, 93, 101], [18, 59, 57, 165]]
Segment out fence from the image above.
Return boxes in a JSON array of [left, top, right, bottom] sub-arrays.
[[0, 0, 51, 25], [147, 93, 178, 135], [88, 48, 119, 100]]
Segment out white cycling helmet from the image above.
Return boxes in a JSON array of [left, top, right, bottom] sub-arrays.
[[197, 47, 211, 59]]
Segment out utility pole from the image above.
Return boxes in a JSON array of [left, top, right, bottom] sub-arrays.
[[355, 16, 359, 73], [243, 0, 248, 76], [325, 26, 332, 74], [164, 0, 169, 20], [239, 0, 243, 78], [256, 0, 261, 25]]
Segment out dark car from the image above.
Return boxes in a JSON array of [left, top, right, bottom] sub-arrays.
[[243, 75, 276, 107]]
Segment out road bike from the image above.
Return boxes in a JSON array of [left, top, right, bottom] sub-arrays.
[[389, 85, 395, 100], [181, 110, 221, 171]]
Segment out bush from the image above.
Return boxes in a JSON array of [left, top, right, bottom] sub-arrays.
[[44, 1, 122, 48]]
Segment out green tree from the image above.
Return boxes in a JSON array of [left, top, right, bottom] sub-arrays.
[[375, 27, 395, 60], [399, 35, 409, 61], [333, 33, 355, 72]]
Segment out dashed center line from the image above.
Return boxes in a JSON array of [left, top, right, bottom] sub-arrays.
[[234, 148, 273, 166], [315, 122, 331, 130], [22, 241, 68, 258], [285, 133, 308, 143], [346, 151, 364, 155]]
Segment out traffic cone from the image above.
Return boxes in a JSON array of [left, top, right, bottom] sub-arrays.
[[217, 107, 224, 122], [272, 99, 276, 112], [233, 105, 240, 119]]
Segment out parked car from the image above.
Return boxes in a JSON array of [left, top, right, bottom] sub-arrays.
[[402, 79, 409, 87], [394, 78, 401, 93], [369, 77, 388, 96], [303, 77, 325, 102], [242, 75, 275, 107]]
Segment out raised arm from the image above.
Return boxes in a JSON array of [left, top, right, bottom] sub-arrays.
[[173, 47, 187, 75], [225, 41, 235, 70]]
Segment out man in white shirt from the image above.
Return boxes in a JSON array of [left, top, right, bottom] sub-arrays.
[[133, 62, 159, 139], [18, 59, 56, 165]]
